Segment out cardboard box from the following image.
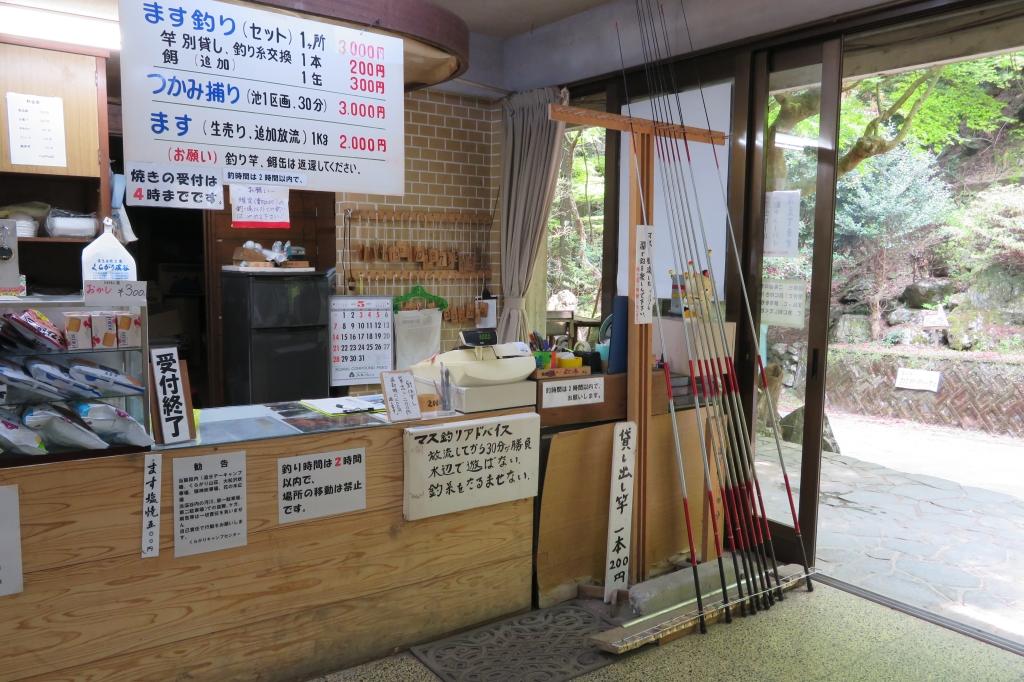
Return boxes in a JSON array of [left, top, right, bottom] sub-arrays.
[[90, 312, 118, 349], [64, 313, 92, 350], [116, 312, 142, 348]]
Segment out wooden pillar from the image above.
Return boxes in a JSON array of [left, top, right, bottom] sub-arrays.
[[627, 132, 655, 582]]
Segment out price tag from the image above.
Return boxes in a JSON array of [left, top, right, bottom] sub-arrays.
[[83, 280, 148, 307]]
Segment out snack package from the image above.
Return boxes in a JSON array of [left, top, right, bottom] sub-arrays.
[[3, 309, 67, 351], [0, 361, 66, 402], [22, 404, 108, 450], [90, 312, 118, 349], [26, 359, 102, 399], [67, 359, 145, 396], [115, 312, 142, 348], [64, 313, 93, 350], [0, 412, 47, 455], [71, 401, 153, 447]]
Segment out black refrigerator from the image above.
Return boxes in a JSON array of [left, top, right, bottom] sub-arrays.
[[221, 271, 330, 405]]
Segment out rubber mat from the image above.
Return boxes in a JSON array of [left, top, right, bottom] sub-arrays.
[[410, 602, 617, 681]]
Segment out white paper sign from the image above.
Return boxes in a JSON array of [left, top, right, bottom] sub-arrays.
[[634, 225, 654, 324], [381, 370, 420, 422], [278, 449, 366, 523], [604, 421, 636, 602], [895, 368, 942, 392], [921, 309, 950, 329], [173, 451, 247, 557], [765, 190, 801, 258], [0, 485, 24, 597], [761, 279, 806, 329], [5, 92, 67, 167], [141, 453, 162, 558], [118, 0, 405, 194], [84, 280, 148, 307], [403, 413, 540, 520], [230, 184, 290, 228], [541, 376, 605, 408], [151, 347, 191, 444], [126, 161, 224, 209], [331, 297, 393, 386]]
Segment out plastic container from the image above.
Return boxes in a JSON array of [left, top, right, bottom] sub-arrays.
[[81, 217, 137, 283]]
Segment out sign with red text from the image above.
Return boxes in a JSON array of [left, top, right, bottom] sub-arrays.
[[126, 161, 224, 209], [119, 0, 405, 194], [84, 280, 148, 307], [277, 449, 366, 523]]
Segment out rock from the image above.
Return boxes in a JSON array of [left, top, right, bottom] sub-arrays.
[[947, 306, 984, 350], [778, 406, 841, 455], [831, 314, 872, 343], [546, 289, 578, 311], [965, 267, 1024, 316], [886, 307, 924, 326], [900, 278, 955, 308], [838, 274, 872, 305]]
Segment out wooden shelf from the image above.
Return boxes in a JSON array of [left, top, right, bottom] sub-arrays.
[[18, 236, 93, 243]]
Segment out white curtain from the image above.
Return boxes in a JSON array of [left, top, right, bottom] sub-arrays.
[[497, 87, 567, 343]]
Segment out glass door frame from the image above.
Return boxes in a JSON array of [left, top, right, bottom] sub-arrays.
[[730, 38, 843, 567]]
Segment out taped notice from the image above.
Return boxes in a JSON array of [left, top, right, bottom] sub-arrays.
[[6, 92, 66, 167], [173, 451, 247, 557], [634, 225, 654, 324], [278, 449, 367, 523], [765, 190, 801, 258], [230, 184, 290, 229], [126, 162, 224, 209], [541, 376, 605, 408], [761, 279, 805, 329]]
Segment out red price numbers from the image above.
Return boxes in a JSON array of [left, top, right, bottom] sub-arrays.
[[338, 100, 387, 120], [338, 40, 385, 60], [339, 134, 387, 153]]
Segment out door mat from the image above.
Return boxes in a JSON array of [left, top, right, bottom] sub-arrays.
[[410, 602, 617, 681]]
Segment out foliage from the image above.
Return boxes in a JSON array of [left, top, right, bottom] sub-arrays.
[[944, 184, 1024, 275]]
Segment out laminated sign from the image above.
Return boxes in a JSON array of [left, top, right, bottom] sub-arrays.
[[118, 0, 405, 195]]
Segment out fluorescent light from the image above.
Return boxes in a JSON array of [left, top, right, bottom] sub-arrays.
[[774, 132, 818, 150], [0, 4, 120, 50]]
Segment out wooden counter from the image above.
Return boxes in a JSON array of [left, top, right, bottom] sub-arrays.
[[0, 410, 534, 681]]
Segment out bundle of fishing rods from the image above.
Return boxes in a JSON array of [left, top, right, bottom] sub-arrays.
[[617, 0, 812, 632]]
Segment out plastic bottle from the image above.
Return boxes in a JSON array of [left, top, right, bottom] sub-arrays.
[[81, 217, 137, 283]]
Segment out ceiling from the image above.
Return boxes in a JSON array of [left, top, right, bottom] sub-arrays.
[[430, 0, 613, 37]]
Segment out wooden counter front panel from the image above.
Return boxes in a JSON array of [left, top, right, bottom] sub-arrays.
[[0, 418, 534, 682]]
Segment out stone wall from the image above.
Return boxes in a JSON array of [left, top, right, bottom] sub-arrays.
[[825, 346, 1024, 438]]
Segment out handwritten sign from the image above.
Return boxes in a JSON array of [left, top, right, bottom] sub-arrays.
[[765, 190, 801, 258], [0, 486, 23, 597], [634, 225, 654, 324], [761, 279, 806, 329], [403, 413, 540, 520], [331, 296, 393, 386], [151, 347, 191, 444], [895, 368, 942, 392], [140, 454, 163, 558], [381, 370, 420, 422], [173, 451, 247, 557], [5, 92, 67, 167], [126, 161, 224, 209], [605, 421, 637, 602], [277, 449, 366, 523], [84, 280, 148, 307], [230, 184, 290, 228], [541, 376, 605, 408], [118, 0, 405, 194]]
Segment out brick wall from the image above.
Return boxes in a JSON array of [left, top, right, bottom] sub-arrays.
[[334, 90, 504, 386]]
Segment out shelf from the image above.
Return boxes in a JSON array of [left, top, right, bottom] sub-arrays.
[[18, 236, 94, 244], [0, 346, 144, 358]]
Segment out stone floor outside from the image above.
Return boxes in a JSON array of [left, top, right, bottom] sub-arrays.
[[756, 412, 1024, 646]]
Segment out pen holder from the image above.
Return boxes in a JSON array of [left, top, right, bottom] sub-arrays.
[[533, 351, 552, 369]]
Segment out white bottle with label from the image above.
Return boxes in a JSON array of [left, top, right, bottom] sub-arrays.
[[81, 217, 137, 283]]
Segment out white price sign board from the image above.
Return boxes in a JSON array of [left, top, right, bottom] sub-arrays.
[[604, 421, 636, 602], [84, 280, 148, 306], [403, 413, 540, 521], [381, 370, 421, 422], [119, 0, 405, 195], [173, 451, 247, 557], [0, 485, 24, 597], [541, 376, 605, 408], [278, 449, 366, 523], [331, 296, 393, 386], [761, 279, 806, 329], [895, 368, 942, 392], [634, 225, 654, 324]]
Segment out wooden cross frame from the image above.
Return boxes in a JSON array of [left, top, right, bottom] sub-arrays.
[[548, 103, 727, 583]]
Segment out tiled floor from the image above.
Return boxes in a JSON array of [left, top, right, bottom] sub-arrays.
[[311, 584, 1024, 681]]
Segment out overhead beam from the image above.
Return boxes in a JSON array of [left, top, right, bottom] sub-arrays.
[[549, 104, 727, 146]]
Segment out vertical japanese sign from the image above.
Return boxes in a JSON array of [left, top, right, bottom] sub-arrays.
[[604, 422, 636, 602], [330, 296, 393, 386], [764, 190, 801, 258], [173, 451, 247, 557], [141, 454, 163, 558], [118, 0, 405, 195], [634, 225, 654, 324], [380, 370, 420, 422], [403, 413, 540, 520], [0, 485, 23, 597], [230, 184, 290, 228], [760, 279, 806, 329], [277, 449, 366, 523], [151, 346, 192, 444]]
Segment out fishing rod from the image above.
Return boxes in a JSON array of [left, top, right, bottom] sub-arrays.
[[614, 22, 711, 632], [631, 0, 776, 608]]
